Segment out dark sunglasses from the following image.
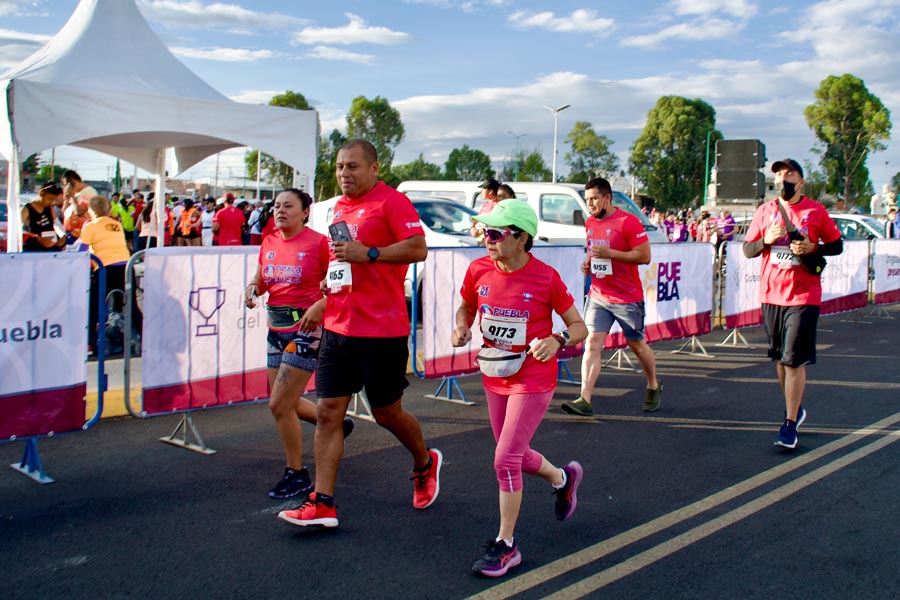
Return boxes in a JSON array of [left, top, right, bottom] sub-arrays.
[[483, 228, 516, 243]]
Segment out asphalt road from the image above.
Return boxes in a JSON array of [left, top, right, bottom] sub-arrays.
[[2, 306, 899, 599]]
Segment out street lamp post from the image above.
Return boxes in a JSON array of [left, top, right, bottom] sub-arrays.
[[544, 104, 570, 183], [702, 130, 713, 206], [507, 131, 527, 181]]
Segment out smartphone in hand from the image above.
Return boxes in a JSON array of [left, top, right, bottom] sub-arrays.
[[329, 220, 352, 242]]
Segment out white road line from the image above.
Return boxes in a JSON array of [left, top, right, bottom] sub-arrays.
[[467, 411, 900, 600]]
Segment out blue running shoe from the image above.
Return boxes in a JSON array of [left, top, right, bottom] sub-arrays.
[[554, 461, 583, 521], [783, 406, 807, 431], [774, 420, 798, 449], [472, 539, 522, 577]]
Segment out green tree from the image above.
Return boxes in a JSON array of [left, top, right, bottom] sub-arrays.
[[346, 95, 405, 173], [891, 171, 900, 194], [628, 96, 721, 209], [498, 148, 526, 182], [804, 74, 891, 207], [315, 129, 346, 200], [391, 154, 443, 183], [519, 149, 552, 182], [564, 121, 619, 182], [444, 145, 494, 181], [35, 162, 67, 185], [800, 160, 828, 201], [246, 91, 317, 190]]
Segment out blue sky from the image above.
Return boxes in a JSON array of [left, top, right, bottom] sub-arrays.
[[2, 0, 900, 199]]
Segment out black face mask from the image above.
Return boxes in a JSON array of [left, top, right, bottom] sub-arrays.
[[596, 207, 607, 219], [777, 181, 797, 201]]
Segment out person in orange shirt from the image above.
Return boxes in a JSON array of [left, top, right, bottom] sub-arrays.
[[176, 198, 203, 247], [64, 201, 90, 240]]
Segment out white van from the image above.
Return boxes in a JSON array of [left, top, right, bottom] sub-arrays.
[[397, 180, 668, 244]]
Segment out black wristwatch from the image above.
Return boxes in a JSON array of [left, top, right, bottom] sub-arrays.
[[367, 247, 380, 263]]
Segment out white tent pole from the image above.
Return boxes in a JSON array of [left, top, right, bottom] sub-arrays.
[[6, 152, 22, 252], [214, 152, 220, 198], [255, 148, 261, 200], [154, 149, 166, 243]]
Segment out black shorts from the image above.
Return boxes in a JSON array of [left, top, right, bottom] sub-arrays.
[[762, 303, 819, 367], [315, 330, 410, 408]]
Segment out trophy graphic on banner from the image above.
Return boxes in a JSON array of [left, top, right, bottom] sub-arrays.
[[189, 287, 227, 336]]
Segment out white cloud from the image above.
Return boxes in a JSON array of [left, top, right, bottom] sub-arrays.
[[228, 90, 279, 104], [670, 0, 757, 19], [622, 17, 744, 48], [306, 45, 374, 64], [138, 0, 308, 32], [292, 13, 411, 46], [0, 0, 43, 17], [0, 28, 52, 70], [508, 9, 615, 34], [171, 46, 278, 62]]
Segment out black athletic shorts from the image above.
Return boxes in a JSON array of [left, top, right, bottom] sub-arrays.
[[762, 303, 819, 367], [315, 330, 410, 408]]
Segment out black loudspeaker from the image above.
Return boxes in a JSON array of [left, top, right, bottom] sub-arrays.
[[716, 170, 766, 199], [716, 139, 766, 170]]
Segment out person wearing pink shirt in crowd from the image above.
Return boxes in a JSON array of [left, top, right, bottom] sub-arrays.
[[278, 140, 441, 529], [560, 177, 662, 417], [452, 199, 587, 577], [743, 159, 842, 450], [245, 188, 353, 500], [212, 192, 245, 246]]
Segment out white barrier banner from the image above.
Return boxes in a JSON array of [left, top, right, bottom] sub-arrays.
[[0, 253, 89, 438], [820, 240, 868, 315], [723, 241, 762, 328], [420, 243, 713, 377], [141, 247, 268, 413], [873, 239, 900, 305], [629, 242, 714, 346], [723, 239, 869, 325], [421, 246, 585, 378]]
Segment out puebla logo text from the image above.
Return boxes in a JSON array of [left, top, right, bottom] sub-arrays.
[[0, 320, 63, 343]]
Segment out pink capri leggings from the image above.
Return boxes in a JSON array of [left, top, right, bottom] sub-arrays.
[[485, 388, 554, 493]]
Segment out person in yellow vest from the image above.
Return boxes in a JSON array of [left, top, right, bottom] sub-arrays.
[[176, 198, 203, 247], [79, 195, 131, 356]]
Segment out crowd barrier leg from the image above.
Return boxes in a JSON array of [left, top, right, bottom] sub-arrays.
[[604, 348, 637, 371], [841, 309, 870, 324], [557, 358, 578, 384], [10, 438, 54, 484], [347, 390, 376, 422], [718, 328, 751, 347], [424, 376, 474, 406], [160, 414, 217, 455], [671, 335, 714, 357], [866, 305, 894, 319]]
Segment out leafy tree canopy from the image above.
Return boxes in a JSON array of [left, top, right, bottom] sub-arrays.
[[804, 73, 891, 206], [444, 145, 494, 181], [346, 95, 405, 172], [628, 96, 721, 209], [564, 121, 619, 182]]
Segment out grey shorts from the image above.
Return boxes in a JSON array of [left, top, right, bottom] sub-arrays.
[[584, 297, 646, 341]]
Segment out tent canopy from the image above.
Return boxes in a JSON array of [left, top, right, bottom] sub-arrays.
[[0, 0, 317, 177]]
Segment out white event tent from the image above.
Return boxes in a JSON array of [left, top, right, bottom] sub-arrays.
[[1, 0, 318, 252]]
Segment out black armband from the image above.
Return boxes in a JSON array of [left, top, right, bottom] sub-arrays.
[[743, 239, 766, 258], [818, 238, 843, 256]]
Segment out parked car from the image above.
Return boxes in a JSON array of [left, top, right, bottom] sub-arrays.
[[309, 196, 480, 306], [829, 213, 885, 240], [397, 180, 668, 244]]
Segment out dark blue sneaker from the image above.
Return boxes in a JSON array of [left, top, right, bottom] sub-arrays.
[[268, 466, 313, 499], [471, 539, 522, 577], [783, 406, 807, 431], [774, 420, 798, 449], [343, 417, 355, 439]]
